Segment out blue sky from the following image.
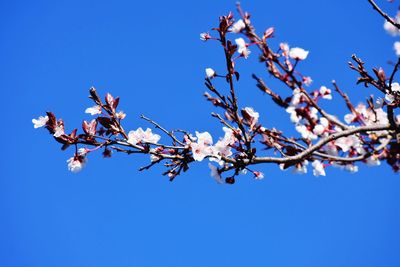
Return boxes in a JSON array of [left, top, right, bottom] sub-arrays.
[[1, 0, 400, 266]]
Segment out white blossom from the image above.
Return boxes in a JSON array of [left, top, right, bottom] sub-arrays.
[[385, 82, 400, 104], [286, 106, 301, 123], [150, 148, 162, 162], [296, 124, 317, 140], [302, 76, 313, 86], [394, 41, 400, 57], [200, 32, 211, 41], [384, 15, 400, 36], [116, 111, 126, 119], [290, 88, 303, 106], [293, 160, 309, 175], [127, 128, 161, 145], [313, 124, 325, 135], [289, 47, 309, 60], [190, 131, 214, 162], [235, 38, 251, 58], [366, 156, 381, 166], [280, 42, 289, 57], [319, 86, 332, 100], [230, 19, 246, 33], [320, 117, 329, 128], [309, 107, 318, 120], [334, 135, 362, 153], [374, 98, 384, 109], [85, 105, 102, 115], [32, 115, 49, 129], [53, 124, 64, 138], [78, 148, 88, 156], [195, 131, 213, 145], [242, 107, 259, 129], [191, 142, 213, 162], [345, 164, 359, 173], [205, 68, 216, 78], [312, 160, 326, 176], [253, 171, 264, 180], [67, 156, 86, 173], [208, 163, 223, 184], [344, 113, 356, 124]]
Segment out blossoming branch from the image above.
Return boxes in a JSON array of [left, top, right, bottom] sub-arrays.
[[33, 1, 400, 183]]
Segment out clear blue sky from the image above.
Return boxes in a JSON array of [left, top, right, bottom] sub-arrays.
[[1, 0, 400, 266]]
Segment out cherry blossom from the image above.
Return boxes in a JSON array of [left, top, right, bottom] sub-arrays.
[[253, 171, 264, 180], [280, 160, 309, 174], [280, 42, 289, 57], [127, 127, 161, 145], [53, 124, 65, 138], [190, 131, 214, 162], [205, 68, 216, 78], [334, 134, 363, 153], [296, 124, 317, 140], [34, 3, 400, 181], [312, 160, 326, 177], [200, 32, 211, 41], [313, 117, 329, 136], [85, 105, 102, 115], [383, 14, 400, 36], [67, 155, 86, 173], [241, 107, 259, 129], [116, 111, 126, 120], [319, 86, 332, 100], [230, 19, 246, 33], [302, 76, 313, 86], [366, 156, 381, 166], [208, 163, 223, 184], [289, 47, 309, 60], [345, 164, 359, 173], [394, 41, 400, 56], [385, 82, 400, 104], [286, 106, 301, 123], [235, 38, 251, 58], [32, 115, 49, 129]]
